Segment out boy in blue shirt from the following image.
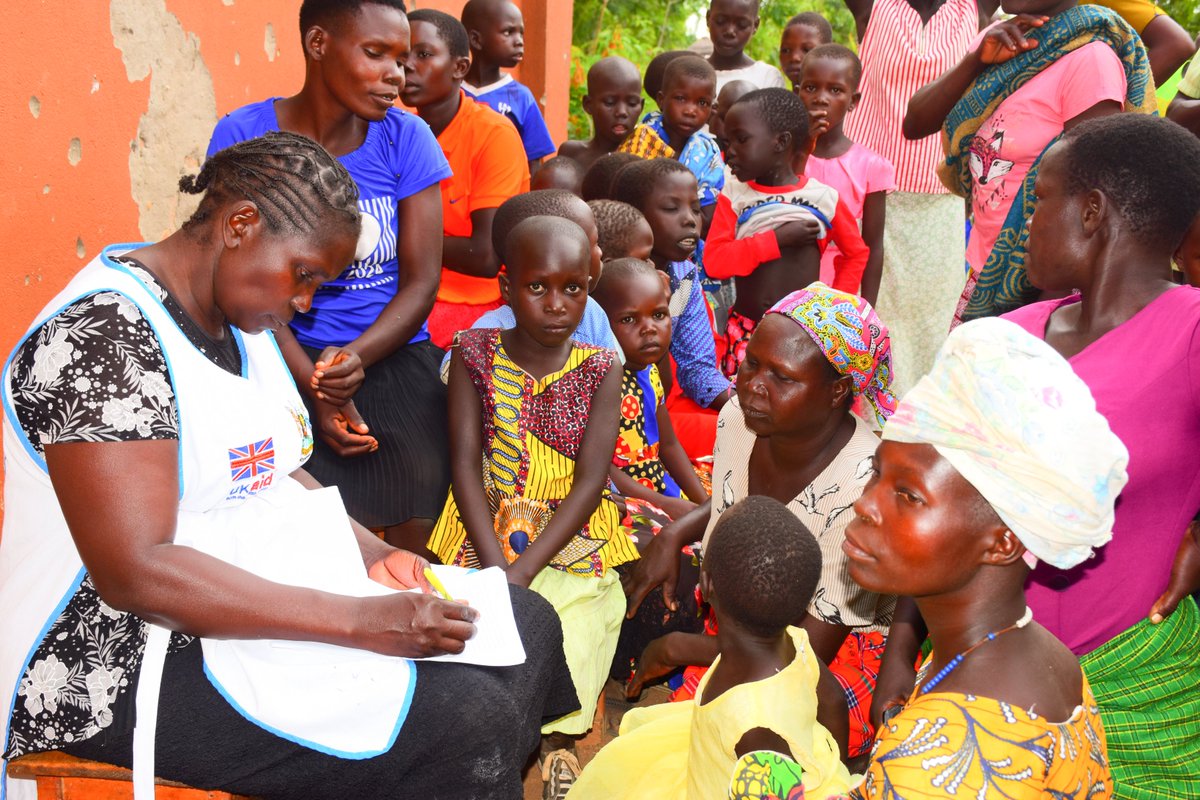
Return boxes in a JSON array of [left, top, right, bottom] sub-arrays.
[[461, 0, 556, 171]]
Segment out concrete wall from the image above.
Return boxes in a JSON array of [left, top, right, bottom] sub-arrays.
[[0, 0, 572, 519]]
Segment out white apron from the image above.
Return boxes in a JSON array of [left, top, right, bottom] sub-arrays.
[[1, 246, 416, 799]]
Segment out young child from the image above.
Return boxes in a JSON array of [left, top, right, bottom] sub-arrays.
[[559, 56, 644, 170], [710, 79, 757, 155], [613, 158, 733, 414], [618, 56, 725, 218], [402, 9, 529, 350], [705, 88, 869, 377], [569, 496, 855, 799], [531, 156, 585, 195], [797, 45, 895, 304], [706, 0, 787, 93], [439, 189, 621, 382], [779, 11, 833, 89], [591, 258, 710, 521], [581, 152, 641, 202], [429, 215, 635, 782], [588, 200, 655, 263], [460, 0, 555, 170], [641, 50, 692, 114]]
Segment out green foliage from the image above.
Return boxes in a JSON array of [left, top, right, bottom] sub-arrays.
[[1157, 0, 1199, 38], [568, 0, 857, 141]]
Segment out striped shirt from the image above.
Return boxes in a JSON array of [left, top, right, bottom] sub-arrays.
[[844, 0, 980, 194]]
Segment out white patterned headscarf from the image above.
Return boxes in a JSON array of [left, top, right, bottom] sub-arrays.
[[881, 318, 1129, 570]]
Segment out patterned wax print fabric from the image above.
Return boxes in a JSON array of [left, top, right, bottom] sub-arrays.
[[848, 672, 1112, 799], [617, 112, 725, 207], [721, 309, 757, 379], [428, 329, 638, 577], [882, 317, 1129, 570], [613, 365, 683, 499], [727, 751, 806, 799], [666, 259, 734, 408], [765, 284, 897, 428], [937, 6, 1155, 322]]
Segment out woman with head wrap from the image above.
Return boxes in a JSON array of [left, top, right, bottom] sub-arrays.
[[836, 317, 1125, 799], [873, 114, 1200, 799], [621, 283, 897, 762]]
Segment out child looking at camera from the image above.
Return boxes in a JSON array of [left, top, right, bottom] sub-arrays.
[[705, 0, 787, 93], [592, 258, 710, 521], [705, 88, 869, 377], [797, 45, 895, 301], [559, 57, 645, 170], [569, 496, 855, 799], [779, 12, 833, 89], [430, 216, 636, 780]]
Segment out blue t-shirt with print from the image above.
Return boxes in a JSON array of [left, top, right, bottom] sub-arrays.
[[463, 75, 556, 161], [207, 99, 452, 348]]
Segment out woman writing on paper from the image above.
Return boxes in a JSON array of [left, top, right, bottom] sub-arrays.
[[0, 133, 576, 800]]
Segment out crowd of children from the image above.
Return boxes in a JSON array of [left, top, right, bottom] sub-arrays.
[[6, 0, 1200, 799]]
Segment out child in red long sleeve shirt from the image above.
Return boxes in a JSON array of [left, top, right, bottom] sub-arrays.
[[704, 88, 868, 377]]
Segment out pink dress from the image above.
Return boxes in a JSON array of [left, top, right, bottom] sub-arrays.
[[805, 142, 897, 286], [1004, 286, 1200, 654], [965, 38, 1126, 274]]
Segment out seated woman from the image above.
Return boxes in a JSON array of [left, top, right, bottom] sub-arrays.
[[839, 317, 1127, 798], [0, 133, 576, 800], [621, 283, 898, 763]]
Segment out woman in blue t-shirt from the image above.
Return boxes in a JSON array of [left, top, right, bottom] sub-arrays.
[[208, 0, 450, 554]]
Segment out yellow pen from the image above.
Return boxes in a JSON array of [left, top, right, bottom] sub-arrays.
[[423, 567, 456, 602]]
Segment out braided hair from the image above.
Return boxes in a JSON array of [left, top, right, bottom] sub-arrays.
[[180, 131, 360, 240]]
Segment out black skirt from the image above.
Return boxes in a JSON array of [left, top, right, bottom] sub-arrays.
[[64, 586, 579, 800], [301, 340, 450, 528]]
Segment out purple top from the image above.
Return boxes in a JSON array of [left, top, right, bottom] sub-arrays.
[[1004, 286, 1200, 654]]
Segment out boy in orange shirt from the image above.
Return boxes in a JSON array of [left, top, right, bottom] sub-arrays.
[[402, 9, 529, 348]]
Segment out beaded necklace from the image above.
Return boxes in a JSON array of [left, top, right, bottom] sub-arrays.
[[919, 606, 1034, 695]]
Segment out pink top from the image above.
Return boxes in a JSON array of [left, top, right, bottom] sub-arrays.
[[965, 39, 1126, 273], [845, 0, 979, 194], [805, 142, 897, 286], [1004, 286, 1200, 655]]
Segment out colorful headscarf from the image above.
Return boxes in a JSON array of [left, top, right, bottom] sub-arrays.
[[765, 283, 897, 427], [882, 318, 1129, 570]]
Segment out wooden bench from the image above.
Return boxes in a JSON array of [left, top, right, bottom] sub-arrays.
[[7, 752, 253, 799]]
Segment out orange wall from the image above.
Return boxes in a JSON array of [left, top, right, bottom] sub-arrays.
[[0, 0, 571, 518]]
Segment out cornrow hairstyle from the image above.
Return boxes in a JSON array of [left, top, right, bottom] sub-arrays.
[[505, 215, 591, 283], [588, 200, 648, 261], [181, 131, 360, 239], [1062, 115, 1200, 252], [786, 12, 833, 44], [643, 50, 691, 100], [704, 496, 822, 638], [407, 8, 470, 60], [613, 157, 693, 213], [732, 87, 809, 147], [803, 43, 863, 89], [491, 189, 590, 265], [299, 0, 407, 41], [581, 152, 641, 202], [661, 55, 717, 96], [590, 256, 661, 311]]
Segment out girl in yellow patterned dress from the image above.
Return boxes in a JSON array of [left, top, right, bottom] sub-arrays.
[[429, 216, 637, 782]]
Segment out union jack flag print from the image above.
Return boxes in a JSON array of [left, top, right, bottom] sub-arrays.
[[229, 437, 275, 482]]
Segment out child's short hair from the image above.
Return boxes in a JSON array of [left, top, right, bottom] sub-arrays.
[[407, 8, 470, 59], [704, 496, 821, 638], [299, 0, 407, 40], [643, 50, 691, 100], [803, 43, 863, 89], [491, 189, 585, 264], [661, 55, 717, 94], [506, 215, 590, 276], [612, 158, 693, 212], [588, 200, 648, 260], [581, 152, 641, 201], [591, 256, 662, 310], [532, 156, 585, 194], [785, 11, 833, 43], [460, 0, 515, 38], [733, 88, 809, 147]]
